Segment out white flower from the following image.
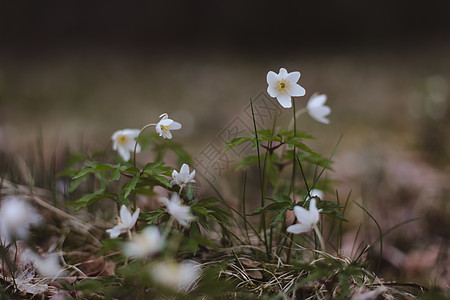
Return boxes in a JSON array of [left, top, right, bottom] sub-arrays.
[[106, 205, 140, 238], [124, 226, 164, 258], [267, 67, 306, 108], [111, 129, 141, 161], [155, 113, 182, 139], [287, 198, 322, 234], [170, 164, 196, 190], [159, 193, 195, 227], [309, 189, 324, 200], [150, 260, 201, 292], [22, 250, 65, 278], [306, 93, 331, 124], [0, 196, 41, 245]]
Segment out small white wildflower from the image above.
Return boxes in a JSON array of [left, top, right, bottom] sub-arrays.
[[306, 93, 331, 124], [106, 205, 140, 238], [0, 196, 41, 245], [123, 226, 164, 258], [170, 163, 196, 191], [267, 67, 306, 108], [309, 189, 324, 200], [159, 193, 195, 227], [155, 113, 182, 139], [22, 250, 65, 278], [111, 129, 141, 161], [150, 260, 201, 292], [287, 198, 322, 234]]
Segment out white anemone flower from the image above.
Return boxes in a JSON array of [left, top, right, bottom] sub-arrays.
[[170, 164, 196, 191], [124, 226, 164, 258], [306, 93, 331, 124], [0, 196, 41, 245], [106, 205, 140, 238], [287, 198, 322, 234], [309, 189, 324, 200], [267, 67, 306, 108], [111, 129, 141, 161], [159, 193, 195, 227], [22, 250, 65, 278], [155, 113, 182, 139], [150, 260, 201, 292]]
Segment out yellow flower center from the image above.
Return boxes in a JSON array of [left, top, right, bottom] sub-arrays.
[[276, 79, 290, 94], [118, 134, 130, 146], [160, 124, 171, 133]]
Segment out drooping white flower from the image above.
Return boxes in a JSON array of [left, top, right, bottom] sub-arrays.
[[150, 260, 201, 292], [309, 189, 324, 200], [0, 196, 41, 245], [287, 198, 322, 234], [306, 93, 331, 124], [111, 129, 141, 161], [159, 193, 195, 227], [155, 113, 182, 139], [267, 68, 306, 108], [106, 205, 140, 238], [123, 226, 164, 258], [170, 164, 196, 190]]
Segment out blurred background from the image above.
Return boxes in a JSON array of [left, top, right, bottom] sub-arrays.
[[1, 0, 449, 289]]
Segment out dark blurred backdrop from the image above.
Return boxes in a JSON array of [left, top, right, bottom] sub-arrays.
[[1, 0, 450, 54]]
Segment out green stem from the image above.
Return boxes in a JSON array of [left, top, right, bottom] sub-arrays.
[[250, 99, 271, 260], [163, 216, 175, 238], [314, 224, 326, 252], [133, 123, 157, 169]]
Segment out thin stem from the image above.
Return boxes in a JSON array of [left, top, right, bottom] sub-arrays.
[[314, 224, 326, 252], [133, 123, 157, 168], [288, 107, 307, 130], [163, 216, 175, 238], [250, 99, 271, 260]]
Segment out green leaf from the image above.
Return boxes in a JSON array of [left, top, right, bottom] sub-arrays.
[[68, 189, 116, 211], [145, 207, 166, 224], [120, 174, 140, 201], [248, 201, 292, 216]]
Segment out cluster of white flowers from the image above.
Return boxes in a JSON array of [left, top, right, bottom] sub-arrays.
[[104, 66, 330, 294], [267, 68, 331, 124], [111, 113, 181, 161]]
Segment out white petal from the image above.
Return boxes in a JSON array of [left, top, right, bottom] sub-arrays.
[[276, 93, 292, 108], [107, 225, 125, 238], [164, 131, 173, 139], [293, 205, 310, 222], [287, 223, 311, 234], [308, 199, 320, 224], [118, 146, 131, 161], [120, 205, 132, 225], [286, 71, 300, 84], [289, 84, 306, 97], [180, 164, 190, 176], [267, 85, 279, 98], [308, 106, 331, 124], [130, 208, 140, 228], [266, 71, 279, 86], [278, 68, 288, 77], [161, 119, 173, 126], [307, 94, 327, 109], [170, 122, 182, 130], [159, 113, 168, 119]]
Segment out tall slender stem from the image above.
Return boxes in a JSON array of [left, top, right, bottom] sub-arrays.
[[133, 123, 157, 168]]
